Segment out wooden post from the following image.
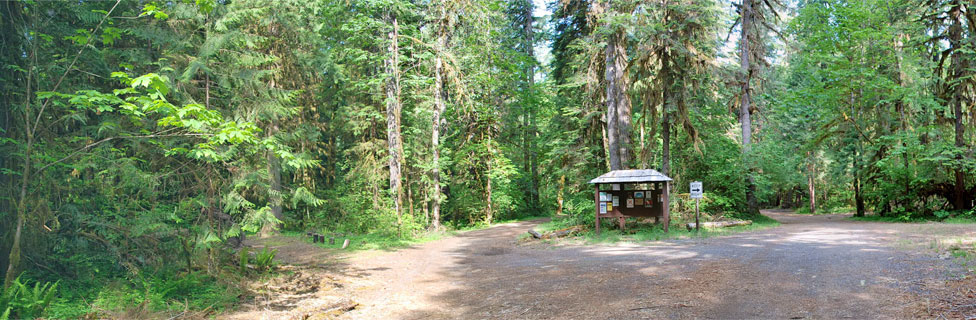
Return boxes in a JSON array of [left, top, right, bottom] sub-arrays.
[[594, 184, 601, 235], [695, 198, 700, 232], [664, 181, 671, 232], [618, 217, 625, 230]]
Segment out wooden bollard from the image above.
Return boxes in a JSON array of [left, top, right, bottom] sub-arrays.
[[342, 239, 350, 249], [313, 234, 320, 243], [329, 237, 335, 245]]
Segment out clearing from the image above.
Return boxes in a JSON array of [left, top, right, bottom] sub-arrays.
[[223, 210, 976, 319]]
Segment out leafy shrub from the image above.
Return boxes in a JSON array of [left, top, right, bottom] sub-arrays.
[[238, 247, 276, 274], [87, 271, 241, 314], [253, 248, 277, 273], [239, 247, 250, 273], [0, 275, 59, 319]]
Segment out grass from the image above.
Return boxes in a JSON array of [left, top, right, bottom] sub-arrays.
[[793, 206, 855, 215], [43, 270, 244, 319], [292, 214, 551, 252], [280, 230, 452, 252], [531, 214, 780, 245], [848, 214, 976, 223], [943, 216, 976, 224]]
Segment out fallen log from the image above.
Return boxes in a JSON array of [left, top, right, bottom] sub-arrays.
[[686, 220, 751, 230], [527, 226, 583, 240], [528, 229, 544, 239], [550, 226, 583, 238]]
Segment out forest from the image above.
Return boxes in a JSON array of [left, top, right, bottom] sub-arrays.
[[1, 0, 974, 318]]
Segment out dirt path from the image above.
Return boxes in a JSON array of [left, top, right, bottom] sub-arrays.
[[225, 211, 975, 319], [220, 211, 976, 319]]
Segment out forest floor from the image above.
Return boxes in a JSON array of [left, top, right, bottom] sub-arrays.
[[221, 210, 976, 319]]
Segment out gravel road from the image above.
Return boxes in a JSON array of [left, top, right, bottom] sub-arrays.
[[338, 210, 974, 319]]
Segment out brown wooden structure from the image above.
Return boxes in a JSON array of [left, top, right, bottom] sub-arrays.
[[589, 169, 672, 234]]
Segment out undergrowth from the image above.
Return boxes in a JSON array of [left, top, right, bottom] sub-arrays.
[[848, 213, 976, 223], [532, 213, 780, 244], [42, 270, 245, 319], [793, 206, 855, 215], [293, 215, 551, 252]]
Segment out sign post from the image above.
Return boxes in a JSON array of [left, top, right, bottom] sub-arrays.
[[690, 181, 703, 231]]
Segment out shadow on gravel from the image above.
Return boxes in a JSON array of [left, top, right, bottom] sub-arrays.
[[397, 211, 970, 319]]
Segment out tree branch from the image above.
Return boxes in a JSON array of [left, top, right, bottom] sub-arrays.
[[30, 0, 121, 138], [33, 129, 211, 175]]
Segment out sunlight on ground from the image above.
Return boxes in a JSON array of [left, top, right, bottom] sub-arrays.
[[580, 246, 700, 260], [776, 228, 881, 247]]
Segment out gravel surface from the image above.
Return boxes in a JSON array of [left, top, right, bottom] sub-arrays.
[[339, 210, 975, 319]]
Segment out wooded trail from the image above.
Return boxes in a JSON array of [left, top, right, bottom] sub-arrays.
[[232, 211, 975, 319]]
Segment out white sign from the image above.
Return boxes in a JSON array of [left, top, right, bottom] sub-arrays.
[[690, 181, 703, 199], [612, 196, 619, 207]]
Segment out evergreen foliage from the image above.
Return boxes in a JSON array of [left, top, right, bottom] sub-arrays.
[[0, 0, 974, 316]]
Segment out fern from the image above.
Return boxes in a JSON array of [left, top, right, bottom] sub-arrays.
[[291, 186, 325, 208], [0, 275, 58, 319], [253, 248, 277, 273], [239, 248, 250, 273]]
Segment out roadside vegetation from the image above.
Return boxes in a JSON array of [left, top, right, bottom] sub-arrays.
[[2, 0, 976, 318], [529, 195, 780, 244], [530, 215, 778, 244], [849, 210, 976, 223]]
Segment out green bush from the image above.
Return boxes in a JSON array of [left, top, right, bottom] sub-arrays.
[[0, 275, 59, 319], [253, 248, 277, 273], [84, 271, 241, 315]]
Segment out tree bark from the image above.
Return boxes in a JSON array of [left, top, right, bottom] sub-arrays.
[[5, 142, 28, 288], [948, 1, 970, 210], [431, 8, 447, 230], [739, 0, 760, 216], [807, 152, 816, 214], [612, 32, 633, 168], [519, 1, 540, 211], [605, 31, 622, 170], [385, 13, 404, 233], [853, 145, 865, 217], [485, 137, 494, 224], [6, 19, 34, 286], [661, 49, 673, 176], [662, 110, 671, 176], [686, 220, 752, 230], [267, 124, 284, 222]]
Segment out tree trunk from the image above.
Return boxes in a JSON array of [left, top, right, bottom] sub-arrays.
[[948, 1, 970, 210], [853, 145, 865, 217], [485, 138, 494, 224], [519, 1, 540, 211], [661, 49, 673, 176], [385, 14, 404, 234], [605, 31, 622, 170], [6, 43, 34, 287], [430, 12, 447, 230], [267, 124, 284, 223], [612, 32, 633, 168], [807, 151, 816, 213], [5, 141, 28, 288], [739, 0, 760, 216], [662, 110, 671, 176], [686, 220, 752, 230], [556, 175, 565, 215]]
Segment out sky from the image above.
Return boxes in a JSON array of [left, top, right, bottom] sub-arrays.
[[529, 0, 787, 75], [533, 0, 553, 78]]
